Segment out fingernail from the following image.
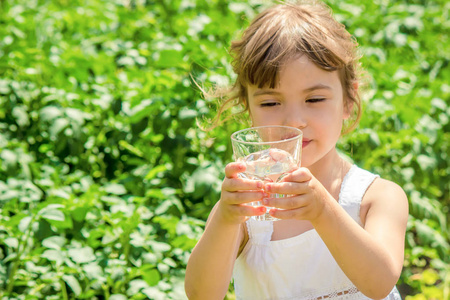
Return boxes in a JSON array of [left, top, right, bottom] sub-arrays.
[[264, 184, 271, 192], [256, 181, 263, 189], [262, 198, 268, 205]]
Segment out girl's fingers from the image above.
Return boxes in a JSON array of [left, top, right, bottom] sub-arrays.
[[224, 162, 266, 191], [268, 207, 303, 220], [230, 204, 266, 217], [263, 195, 306, 210], [265, 197, 315, 219], [222, 190, 267, 205], [264, 181, 307, 195], [225, 162, 246, 178], [281, 167, 312, 183], [265, 167, 312, 194], [223, 177, 264, 192]]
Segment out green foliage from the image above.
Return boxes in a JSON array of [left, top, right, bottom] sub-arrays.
[[0, 0, 448, 299]]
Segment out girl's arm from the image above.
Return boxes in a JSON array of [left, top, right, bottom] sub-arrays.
[[185, 203, 244, 300], [265, 168, 408, 299], [184, 163, 266, 300]]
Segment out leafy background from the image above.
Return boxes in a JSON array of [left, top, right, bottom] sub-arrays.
[[0, 0, 448, 299]]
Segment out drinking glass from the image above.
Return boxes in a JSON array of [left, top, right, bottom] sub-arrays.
[[231, 125, 302, 221]]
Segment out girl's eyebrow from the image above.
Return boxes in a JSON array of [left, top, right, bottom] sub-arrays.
[[253, 84, 332, 97], [252, 90, 282, 97], [304, 84, 333, 93]]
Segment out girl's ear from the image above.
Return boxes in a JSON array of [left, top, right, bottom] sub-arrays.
[[352, 81, 359, 94]]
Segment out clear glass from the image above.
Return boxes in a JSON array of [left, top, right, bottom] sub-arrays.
[[231, 126, 302, 221]]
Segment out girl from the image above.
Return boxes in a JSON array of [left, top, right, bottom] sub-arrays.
[[185, 1, 408, 299]]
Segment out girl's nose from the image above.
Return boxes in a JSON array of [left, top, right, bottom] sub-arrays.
[[285, 109, 307, 129]]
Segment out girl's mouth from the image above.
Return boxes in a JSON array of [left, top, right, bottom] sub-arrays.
[[280, 135, 302, 143], [302, 139, 311, 148]]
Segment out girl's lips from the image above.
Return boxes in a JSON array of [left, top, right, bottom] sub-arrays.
[[302, 139, 311, 148], [281, 134, 301, 140]]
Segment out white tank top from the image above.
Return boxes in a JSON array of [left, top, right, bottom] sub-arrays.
[[232, 165, 402, 300]]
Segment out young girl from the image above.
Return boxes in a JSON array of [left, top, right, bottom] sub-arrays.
[[185, 1, 408, 299]]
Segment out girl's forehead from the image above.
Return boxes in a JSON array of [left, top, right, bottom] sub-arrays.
[[247, 55, 341, 91]]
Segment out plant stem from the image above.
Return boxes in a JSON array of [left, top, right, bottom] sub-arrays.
[[60, 277, 69, 300], [103, 283, 110, 300], [6, 216, 34, 293]]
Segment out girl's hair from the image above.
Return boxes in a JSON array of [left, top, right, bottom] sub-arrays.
[[205, 0, 362, 133]]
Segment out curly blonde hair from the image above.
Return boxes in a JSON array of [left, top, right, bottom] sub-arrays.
[[206, 0, 362, 133]]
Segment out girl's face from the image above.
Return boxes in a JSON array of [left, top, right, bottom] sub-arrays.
[[247, 55, 350, 168]]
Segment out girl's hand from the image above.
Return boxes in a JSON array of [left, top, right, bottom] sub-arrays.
[[262, 167, 331, 222], [217, 162, 267, 225]]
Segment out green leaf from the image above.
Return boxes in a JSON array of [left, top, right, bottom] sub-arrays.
[[102, 229, 120, 245], [431, 98, 447, 111], [142, 268, 160, 287], [42, 236, 66, 250], [109, 295, 127, 300], [42, 249, 64, 266], [83, 262, 104, 281], [0, 149, 17, 167], [141, 287, 167, 300], [12, 105, 30, 127], [127, 279, 149, 296], [49, 118, 69, 138], [184, 163, 221, 199], [39, 208, 65, 222], [3, 237, 18, 249], [178, 108, 197, 120], [68, 247, 96, 264], [422, 269, 439, 285], [126, 99, 155, 123], [417, 154, 437, 171], [63, 275, 82, 296], [104, 183, 127, 195], [40, 106, 63, 122], [18, 216, 33, 233], [145, 164, 167, 181], [71, 206, 88, 222], [155, 197, 184, 215], [118, 140, 144, 157], [149, 240, 171, 253]]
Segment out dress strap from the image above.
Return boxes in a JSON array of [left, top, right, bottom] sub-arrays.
[[338, 165, 380, 225], [244, 218, 276, 270], [339, 165, 380, 206]]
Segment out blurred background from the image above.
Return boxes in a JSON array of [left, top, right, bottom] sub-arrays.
[[0, 0, 448, 299]]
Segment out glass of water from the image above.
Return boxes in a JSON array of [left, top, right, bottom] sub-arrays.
[[231, 126, 302, 221]]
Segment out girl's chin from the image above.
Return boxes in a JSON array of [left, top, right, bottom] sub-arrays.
[[299, 157, 311, 168]]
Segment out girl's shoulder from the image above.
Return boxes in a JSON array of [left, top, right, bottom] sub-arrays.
[[360, 176, 409, 226], [365, 177, 408, 206]]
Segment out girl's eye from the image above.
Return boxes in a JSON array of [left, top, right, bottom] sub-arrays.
[[306, 98, 325, 103], [260, 102, 280, 107]]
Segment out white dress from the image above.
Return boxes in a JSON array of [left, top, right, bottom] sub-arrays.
[[232, 165, 402, 300]]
